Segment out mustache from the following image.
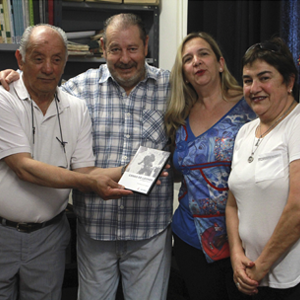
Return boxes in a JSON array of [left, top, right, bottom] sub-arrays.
[[115, 62, 137, 69]]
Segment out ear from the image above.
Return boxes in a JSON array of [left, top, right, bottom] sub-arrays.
[[100, 38, 106, 58], [219, 57, 225, 72], [15, 50, 24, 70], [288, 74, 295, 91], [144, 35, 149, 57]]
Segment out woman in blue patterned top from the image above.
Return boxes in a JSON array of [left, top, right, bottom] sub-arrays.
[[165, 32, 256, 300]]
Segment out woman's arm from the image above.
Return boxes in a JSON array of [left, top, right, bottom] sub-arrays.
[[226, 190, 258, 295], [246, 159, 300, 281]]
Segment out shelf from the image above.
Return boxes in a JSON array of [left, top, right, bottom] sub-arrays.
[[62, 2, 158, 12], [0, 44, 19, 51], [0, 47, 154, 65], [68, 56, 154, 64], [0, 2, 159, 74]]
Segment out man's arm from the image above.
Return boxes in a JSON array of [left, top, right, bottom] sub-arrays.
[[0, 69, 19, 91], [4, 152, 133, 200]]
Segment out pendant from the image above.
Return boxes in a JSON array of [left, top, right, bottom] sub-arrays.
[[248, 156, 254, 163]]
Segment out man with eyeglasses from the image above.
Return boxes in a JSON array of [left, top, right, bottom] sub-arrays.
[[0, 24, 132, 300]]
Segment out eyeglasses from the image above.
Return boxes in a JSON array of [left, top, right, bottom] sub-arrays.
[[30, 93, 69, 169], [245, 41, 281, 55], [55, 93, 69, 169]]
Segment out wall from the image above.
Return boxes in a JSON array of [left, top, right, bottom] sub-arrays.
[[159, 0, 188, 212], [159, 0, 188, 71]]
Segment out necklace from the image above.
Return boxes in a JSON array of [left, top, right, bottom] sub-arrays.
[[248, 100, 296, 163]]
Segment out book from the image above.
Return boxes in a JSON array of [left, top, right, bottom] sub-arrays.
[[118, 146, 170, 195], [85, 0, 122, 3], [39, 0, 45, 23], [2, 0, 12, 43], [7, 0, 15, 43], [28, 0, 34, 25], [12, 0, 24, 43], [66, 30, 96, 40], [0, 3, 6, 43], [22, 0, 30, 30], [33, 0, 40, 24], [67, 40, 93, 57], [48, 0, 53, 25], [123, 0, 159, 4]]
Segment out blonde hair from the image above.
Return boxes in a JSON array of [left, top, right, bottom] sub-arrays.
[[165, 32, 242, 149]]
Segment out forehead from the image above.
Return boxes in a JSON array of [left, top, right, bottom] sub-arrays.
[[106, 24, 142, 46], [243, 59, 277, 75], [27, 27, 65, 55], [182, 37, 211, 54]]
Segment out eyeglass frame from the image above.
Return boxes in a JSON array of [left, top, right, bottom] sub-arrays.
[[30, 93, 69, 169], [245, 41, 281, 55]]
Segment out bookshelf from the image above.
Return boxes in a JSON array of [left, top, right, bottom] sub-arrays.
[[0, 1, 160, 80]]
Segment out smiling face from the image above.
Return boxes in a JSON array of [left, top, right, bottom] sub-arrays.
[[243, 59, 294, 122], [101, 24, 149, 93], [16, 26, 67, 101], [182, 37, 224, 91]]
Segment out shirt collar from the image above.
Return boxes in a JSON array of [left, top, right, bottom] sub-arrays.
[[99, 62, 158, 85], [13, 74, 69, 113]]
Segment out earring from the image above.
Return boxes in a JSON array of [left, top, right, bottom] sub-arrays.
[[219, 68, 223, 72], [289, 89, 293, 93], [185, 80, 189, 84]]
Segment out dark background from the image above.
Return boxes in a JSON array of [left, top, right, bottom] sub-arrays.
[[187, 0, 289, 85]]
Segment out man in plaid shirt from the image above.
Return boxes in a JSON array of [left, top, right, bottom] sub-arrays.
[[64, 13, 173, 300], [0, 13, 173, 300]]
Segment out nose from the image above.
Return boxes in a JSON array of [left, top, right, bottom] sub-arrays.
[[249, 79, 261, 94], [193, 55, 201, 67], [41, 60, 54, 74], [120, 50, 131, 64]]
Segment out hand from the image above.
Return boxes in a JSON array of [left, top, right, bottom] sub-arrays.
[[0, 69, 20, 91], [246, 261, 268, 283], [91, 174, 133, 200], [155, 163, 170, 185], [231, 252, 259, 296]]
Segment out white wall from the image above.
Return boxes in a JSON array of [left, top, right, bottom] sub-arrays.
[[159, 0, 188, 71], [159, 0, 188, 212]]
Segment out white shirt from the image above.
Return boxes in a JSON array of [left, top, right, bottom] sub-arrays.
[[228, 104, 300, 288], [0, 76, 95, 223]]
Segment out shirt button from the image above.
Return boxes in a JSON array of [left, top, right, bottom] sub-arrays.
[[120, 205, 124, 209], [123, 156, 127, 160], [125, 134, 130, 138]]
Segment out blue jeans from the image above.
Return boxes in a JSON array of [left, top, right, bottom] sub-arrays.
[[77, 221, 172, 300], [0, 215, 70, 300]]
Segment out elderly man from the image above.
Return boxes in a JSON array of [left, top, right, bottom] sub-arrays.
[[0, 14, 173, 300], [0, 24, 131, 300]]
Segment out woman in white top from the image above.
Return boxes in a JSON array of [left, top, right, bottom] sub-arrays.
[[226, 37, 300, 300]]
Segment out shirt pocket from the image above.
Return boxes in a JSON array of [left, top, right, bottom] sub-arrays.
[[255, 150, 285, 183], [142, 109, 167, 149]]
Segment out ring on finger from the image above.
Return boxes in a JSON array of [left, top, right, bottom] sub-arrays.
[[236, 282, 240, 288]]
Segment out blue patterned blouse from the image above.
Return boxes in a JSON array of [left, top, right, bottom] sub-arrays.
[[172, 98, 256, 263]]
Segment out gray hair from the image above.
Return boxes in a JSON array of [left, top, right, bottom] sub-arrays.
[[102, 13, 147, 48], [19, 24, 68, 62]]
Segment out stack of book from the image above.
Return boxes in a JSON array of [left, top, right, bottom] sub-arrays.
[[66, 30, 103, 57], [0, 0, 54, 44], [67, 41, 93, 57], [123, 0, 159, 4]]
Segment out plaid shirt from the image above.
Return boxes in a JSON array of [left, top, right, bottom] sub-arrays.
[[62, 63, 173, 241]]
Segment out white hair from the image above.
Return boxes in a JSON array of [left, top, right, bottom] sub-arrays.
[[19, 24, 68, 62]]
